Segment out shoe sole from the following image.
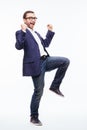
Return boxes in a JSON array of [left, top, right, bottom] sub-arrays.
[[30, 121, 42, 126], [49, 88, 64, 97]]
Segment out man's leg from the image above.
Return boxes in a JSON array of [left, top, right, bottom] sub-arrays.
[[46, 56, 70, 96], [30, 74, 44, 117], [30, 59, 46, 125]]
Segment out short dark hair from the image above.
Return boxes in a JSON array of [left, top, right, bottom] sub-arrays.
[[23, 10, 34, 19]]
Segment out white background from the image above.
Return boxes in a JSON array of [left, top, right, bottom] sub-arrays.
[[0, 0, 87, 130]]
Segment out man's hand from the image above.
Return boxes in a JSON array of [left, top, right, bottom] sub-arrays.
[[21, 24, 28, 32], [47, 24, 53, 31]]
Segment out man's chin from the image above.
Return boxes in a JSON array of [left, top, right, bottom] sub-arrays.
[[30, 25, 34, 30]]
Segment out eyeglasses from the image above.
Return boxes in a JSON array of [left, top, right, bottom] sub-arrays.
[[25, 17, 37, 20]]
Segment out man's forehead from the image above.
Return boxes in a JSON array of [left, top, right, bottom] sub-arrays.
[[26, 13, 35, 16]]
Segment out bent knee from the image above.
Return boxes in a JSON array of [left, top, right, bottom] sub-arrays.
[[64, 58, 70, 67]]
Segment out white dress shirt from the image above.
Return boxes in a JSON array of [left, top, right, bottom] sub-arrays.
[[28, 28, 46, 56]]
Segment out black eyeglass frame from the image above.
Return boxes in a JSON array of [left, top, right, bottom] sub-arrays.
[[25, 17, 37, 20]]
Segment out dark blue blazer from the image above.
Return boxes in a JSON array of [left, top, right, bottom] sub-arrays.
[[15, 29, 55, 76]]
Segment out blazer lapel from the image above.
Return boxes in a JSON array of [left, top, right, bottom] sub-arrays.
[[26, 29, 38, 44], [35, 31, 50, 56]]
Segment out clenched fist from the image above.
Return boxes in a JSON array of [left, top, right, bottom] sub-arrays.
[[47, 24, 53, 31], [21, 24, 28, 32]]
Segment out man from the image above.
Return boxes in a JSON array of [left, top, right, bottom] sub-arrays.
[[15, 10, 70, 126]]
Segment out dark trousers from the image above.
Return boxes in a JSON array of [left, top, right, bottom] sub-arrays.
[[30, 56, 70, 116]]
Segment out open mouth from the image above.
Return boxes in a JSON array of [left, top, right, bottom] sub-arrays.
[[30, 23, 35, 25]]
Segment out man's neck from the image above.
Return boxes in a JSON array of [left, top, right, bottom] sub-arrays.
[[28, 27, 34, 31]]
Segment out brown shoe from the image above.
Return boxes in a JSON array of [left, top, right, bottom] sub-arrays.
[[49, 88, 64, 97], [30, 116, 42, 126]]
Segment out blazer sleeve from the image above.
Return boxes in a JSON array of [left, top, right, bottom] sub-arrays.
[[15, 30, 26, 50], [42, 30, 55, 47]]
